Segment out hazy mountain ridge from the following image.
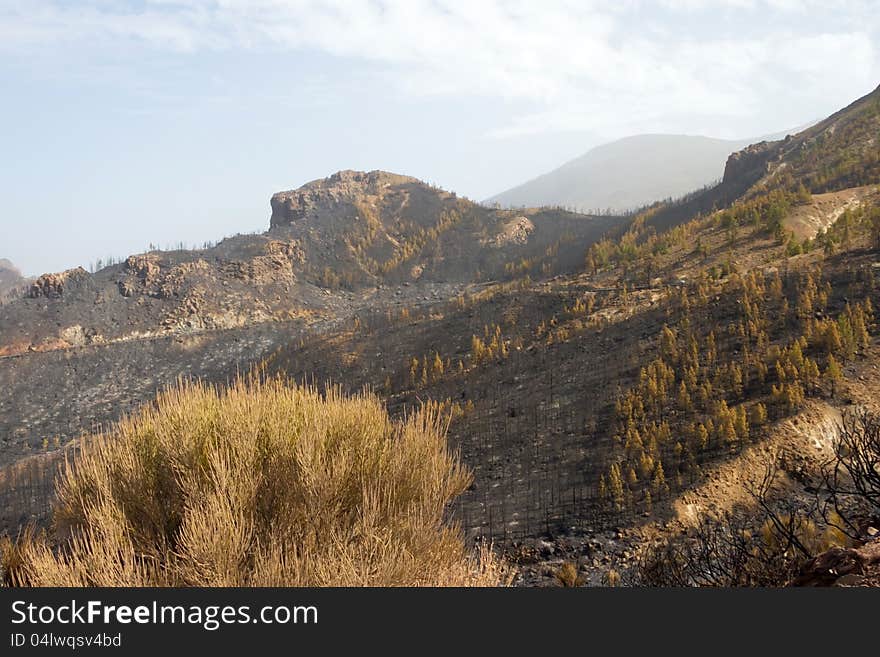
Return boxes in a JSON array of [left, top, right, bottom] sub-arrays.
[[0, 259, 28, 299], [487, 134, 752, 213], [486, 118, 820, 215]]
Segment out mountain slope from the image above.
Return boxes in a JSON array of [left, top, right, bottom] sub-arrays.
[[752, 82, 880, 194], [264, 87, 880, 581], [487, 134, 757, 212], [644, 83, 880, 234], [0, 171, 624, 357], [259, 93, 880, 583]]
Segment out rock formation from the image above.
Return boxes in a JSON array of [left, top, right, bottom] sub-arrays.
[[27, 267, 89, 299]]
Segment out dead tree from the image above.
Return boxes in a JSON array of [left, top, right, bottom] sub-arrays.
[[819, 409, 880, 539]]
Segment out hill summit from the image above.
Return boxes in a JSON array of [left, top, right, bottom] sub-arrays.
[[270, 170, 421, 228]]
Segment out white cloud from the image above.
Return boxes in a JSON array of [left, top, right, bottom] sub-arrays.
[[0, 0, 877, 137]]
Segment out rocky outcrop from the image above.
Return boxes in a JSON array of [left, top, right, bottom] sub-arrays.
[[154, 260, 210, 299], [27, 267, 89, 299], [488, 216, 534, 248], [269, 170, 419, 229], [221, 240, 304, 286], [119, 255, 162, 297], [720, 140, 782, 190], [117, 256, 213, 300], [1, 170, 621, 364], [225, 255, 296, 286], [59, 324, 87, 348], [125, 255, 161, 283], [647, 139, 785, 233]]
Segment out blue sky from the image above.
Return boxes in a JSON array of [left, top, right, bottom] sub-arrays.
[[1, 1, 878, 276]]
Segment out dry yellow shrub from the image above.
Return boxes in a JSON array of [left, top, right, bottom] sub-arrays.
[[6, 377, 509, 587]]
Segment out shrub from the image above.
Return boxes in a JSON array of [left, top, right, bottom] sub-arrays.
[[603, 569, 621, 587], [5, 377, 508, 587], [553, 561, 582, 587]]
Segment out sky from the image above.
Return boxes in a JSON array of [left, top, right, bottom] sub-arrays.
[[1, 1, 878, 276]]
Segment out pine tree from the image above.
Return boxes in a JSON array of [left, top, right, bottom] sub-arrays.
[[627, 466, 638, 488], [733, 405, 750, 443], [837, 313, 857, 360], [638, 451, 654, 481], [730, 363, 744, 398], [608, 464, 625, 512], [823, 354, 843, 398], [851, 304, 870, 349], [652, 462, 668, 498], [749, 402, 768, 427], [410, 357, 419, 386], [721, 411, 737, 447], [471, 335, 486, 364], [677, 380, 692, 412], [695, 422, 709, 451], [802, 357, 820, 392], [823, 321, 842, 353], [706, 331, 717, 366], [660, 325, 678, 363]]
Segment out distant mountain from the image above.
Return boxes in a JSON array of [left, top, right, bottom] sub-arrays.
[[486, 131, 800, 213], [0, 259, 27, 298]]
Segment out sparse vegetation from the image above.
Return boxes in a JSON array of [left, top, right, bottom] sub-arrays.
[[600, 264, 875, 516]]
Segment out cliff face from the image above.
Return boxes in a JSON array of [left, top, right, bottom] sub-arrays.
[[645, 139, 785, 234], [720, 140, 781, 190]]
